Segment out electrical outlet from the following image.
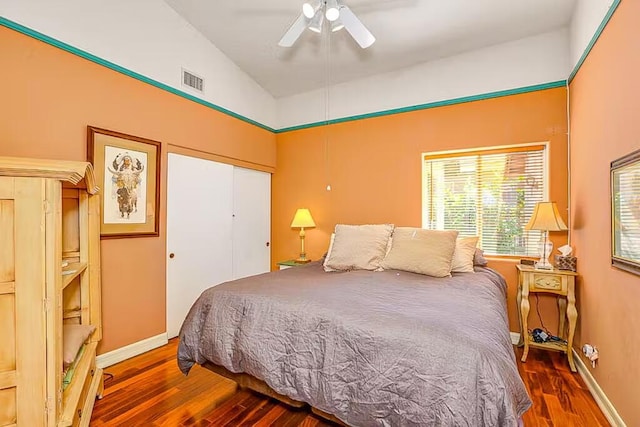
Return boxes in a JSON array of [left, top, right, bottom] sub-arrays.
[[582, 344, 598, 367]]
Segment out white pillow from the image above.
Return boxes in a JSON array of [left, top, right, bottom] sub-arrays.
[[324, 224, 394, 271], [451, 236, 480, 273], [381, 228, 459, 277]]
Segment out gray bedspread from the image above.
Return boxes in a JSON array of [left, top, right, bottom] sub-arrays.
[[177, 262, 531, 426]]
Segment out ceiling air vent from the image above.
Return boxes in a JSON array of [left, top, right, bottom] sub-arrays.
[[182, 68, 204, 93]]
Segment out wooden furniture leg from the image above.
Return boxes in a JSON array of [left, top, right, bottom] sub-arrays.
[[520, 282, 531, 363], [516, 272, 524, 346], [97, 371, 105, 399], [566, 281, 578, 372], [557, 297, 567, 339]]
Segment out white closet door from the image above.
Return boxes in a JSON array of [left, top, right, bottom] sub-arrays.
[[232, 167, 271, 280], [166, 153, 233, 338]]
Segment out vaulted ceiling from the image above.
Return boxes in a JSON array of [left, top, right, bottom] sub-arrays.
[[164, 0, 576, 98]]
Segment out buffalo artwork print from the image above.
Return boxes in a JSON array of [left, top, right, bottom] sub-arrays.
[[88, 126, 160, 238], [104, 147, 147, 224]]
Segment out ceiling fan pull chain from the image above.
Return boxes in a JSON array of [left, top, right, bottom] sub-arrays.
[[324, 23, 332, 191]]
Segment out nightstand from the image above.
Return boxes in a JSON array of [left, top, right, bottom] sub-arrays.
[[516, 264, 578, 372], [277, 259, 310, 270]]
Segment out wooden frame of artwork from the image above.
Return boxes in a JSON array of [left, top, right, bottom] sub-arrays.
[[611, 147, 640, 275], [87, 126, 161, 238]]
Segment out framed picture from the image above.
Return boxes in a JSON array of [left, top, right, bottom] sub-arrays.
[[88, 126, 161, 238], [611, 148, 640, 275]]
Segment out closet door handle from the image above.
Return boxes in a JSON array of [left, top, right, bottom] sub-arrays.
[[266, 242, 270, 247], [169, 253, 175, 259]]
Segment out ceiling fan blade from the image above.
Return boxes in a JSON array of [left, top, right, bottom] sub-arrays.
[[339, 5, 375, 49], [278, 13, 308, 47]]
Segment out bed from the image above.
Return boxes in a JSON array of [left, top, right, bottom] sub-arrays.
[[177, 260, 531, 426]]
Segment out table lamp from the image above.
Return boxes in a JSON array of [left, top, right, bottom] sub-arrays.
[[291, 208, 315, 263], [524, 202, 568, 270]]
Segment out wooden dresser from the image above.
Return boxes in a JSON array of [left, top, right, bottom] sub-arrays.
[[0, 157, 103, 426]]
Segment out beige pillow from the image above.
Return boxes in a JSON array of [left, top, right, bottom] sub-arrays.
[[324, 224, 394, 271], [473, 248, 489, 266], [323, 233, 337, 272], [381, 228, 458, 277], [451, 236, 480, 273], [63, 324, 96, 367]]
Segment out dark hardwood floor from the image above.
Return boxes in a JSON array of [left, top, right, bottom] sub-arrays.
[[514, 346, 609, 427], [91, 339, 609, 426]]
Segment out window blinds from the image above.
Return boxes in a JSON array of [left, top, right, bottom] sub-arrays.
[[423, 145, 546, 256]]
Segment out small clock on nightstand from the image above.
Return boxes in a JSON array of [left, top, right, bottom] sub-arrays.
[[277, 259, 311, 270]]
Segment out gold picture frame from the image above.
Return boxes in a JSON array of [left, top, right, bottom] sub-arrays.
[[611, 148, 640, 275], [87, 126, 161, 238]]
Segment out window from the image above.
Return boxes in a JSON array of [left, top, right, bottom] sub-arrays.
[[422, 144, 547, 256]]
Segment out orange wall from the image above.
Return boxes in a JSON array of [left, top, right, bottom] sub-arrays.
[[0, 20, 573, 362], [569, 1, 640, 424], [273, 88, 569, 332], [0, 26, 276, 353]]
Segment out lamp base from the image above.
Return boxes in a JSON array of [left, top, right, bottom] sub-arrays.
[[534, 260, 554, 270], [295, 258, 312, 264], [535, 233, 554, 270]]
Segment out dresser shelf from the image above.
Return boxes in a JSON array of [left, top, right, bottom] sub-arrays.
[[526, 334, 568, 353], [62, 262, 88, 289], [0, 157, 103, 426], [60, 341, 101, 426]]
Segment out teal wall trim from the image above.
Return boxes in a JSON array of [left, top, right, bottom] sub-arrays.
[[276, 80, 567, 133], [568, 0, 621, 83], [0, 16, 277, 133], [1, 16, 568, 135]]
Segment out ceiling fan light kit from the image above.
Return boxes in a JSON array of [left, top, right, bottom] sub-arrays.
[[325, 0, 340, 21], [302, 2, 318, 19], [308, 12, 324, 33], [330, 19, 345, 32], [278, 0, 376, 49]]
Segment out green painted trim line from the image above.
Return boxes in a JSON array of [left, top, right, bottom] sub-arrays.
[[568, 0, 621, 83], [0, 16, 571, 134], [0, 16, 276, 133], [276, 80, 567, 133]]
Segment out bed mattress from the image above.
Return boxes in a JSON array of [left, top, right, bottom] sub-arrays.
[[178, 262, 531, 426]]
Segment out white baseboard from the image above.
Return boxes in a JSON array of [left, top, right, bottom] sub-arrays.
[[510, 331, 625, 426], [96, 333, 168, 369], [572, 349, 626, 427]]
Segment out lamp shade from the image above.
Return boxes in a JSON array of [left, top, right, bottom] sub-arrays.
[[291, 208, 316, 228], [524, 202, 568, 231]]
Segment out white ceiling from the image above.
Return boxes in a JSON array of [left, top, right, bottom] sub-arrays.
[[164, 0, 576, 98]]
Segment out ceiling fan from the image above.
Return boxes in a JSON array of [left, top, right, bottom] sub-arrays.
[[278, 0, 376, 49]]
